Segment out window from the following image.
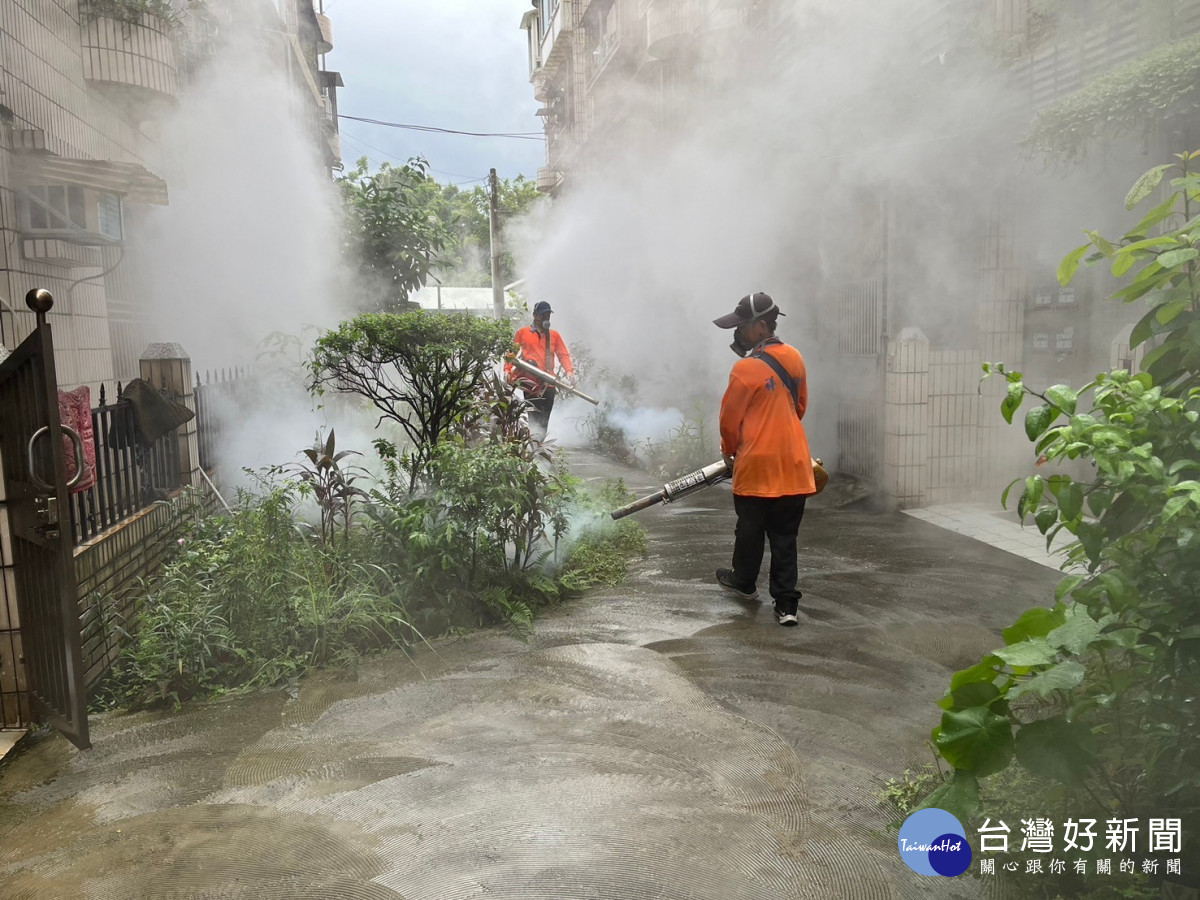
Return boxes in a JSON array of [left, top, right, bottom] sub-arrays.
[[19, 184, 123, 242], [97, 191, 123, 240], [539, 0, 559, 40], [584, 0, 618, 83], [1057, 285, 1076, 306], [22, 184, 87, 232], [1032, 332, 1049, 351], [1034, 284, 1054, 307]]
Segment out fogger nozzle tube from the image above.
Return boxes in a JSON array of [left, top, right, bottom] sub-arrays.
[[610, 460, 730, 519], [509, 356, 600, 405]]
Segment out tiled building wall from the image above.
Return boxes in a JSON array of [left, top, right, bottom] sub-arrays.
[[0, 0, 167, 388]]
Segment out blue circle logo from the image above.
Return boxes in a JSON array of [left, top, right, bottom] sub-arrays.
[[897, 808, 972, 877]]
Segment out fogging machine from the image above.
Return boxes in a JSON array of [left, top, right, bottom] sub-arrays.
[[610, 460, 730, 520], [510, 356, 600, 405]]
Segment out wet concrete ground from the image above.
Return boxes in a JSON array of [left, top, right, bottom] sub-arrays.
[[0, 451, 1059, 899]]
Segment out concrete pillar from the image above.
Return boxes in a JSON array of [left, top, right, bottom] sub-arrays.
[[139, 343, 201, 488], [884, 327, 930, 508]]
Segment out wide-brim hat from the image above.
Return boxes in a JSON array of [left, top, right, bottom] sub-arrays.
[[713, 292, 784, 328]]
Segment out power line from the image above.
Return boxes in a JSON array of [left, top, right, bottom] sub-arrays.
[[339, 113, 544, 140], [339, 129, 490, 186]]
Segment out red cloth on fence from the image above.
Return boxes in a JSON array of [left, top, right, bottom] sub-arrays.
[[57, 386, 96, 493]]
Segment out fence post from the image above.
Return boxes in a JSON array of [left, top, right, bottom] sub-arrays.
[[139, 343, 201, 488]]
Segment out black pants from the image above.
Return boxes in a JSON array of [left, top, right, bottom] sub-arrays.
[[731, 493, 807, 613], [524, 388, 556, 435]]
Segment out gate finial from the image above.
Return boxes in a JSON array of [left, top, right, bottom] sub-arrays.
[[26, 288, 54, 314]]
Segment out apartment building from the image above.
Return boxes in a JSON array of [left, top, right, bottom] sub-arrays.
[[518, 0, 1200, 506], [0, 0, 342, 390]]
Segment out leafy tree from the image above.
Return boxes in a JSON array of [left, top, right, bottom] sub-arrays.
[[338, 157, 448, 310], [309, 311, 513, 491], [925, 153, 1200, 854], [420, 175, 543, 286]]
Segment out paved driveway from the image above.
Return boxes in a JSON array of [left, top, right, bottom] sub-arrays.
[[0, 452, 1057, 899]]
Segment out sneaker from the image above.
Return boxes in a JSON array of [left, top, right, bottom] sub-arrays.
[[715, 568, 758, 601], [774, 607, 799, 627]]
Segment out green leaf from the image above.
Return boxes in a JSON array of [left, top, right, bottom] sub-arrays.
[[1045, 384, 1077, 415], [1124, 164, 1172, 210], [1112, 249, 1142, 278], [1000, 478, 1021, 509], [915, 771, 980, 822], [1009, 660, 1086, 699], [1124, 193, 1182, 239], [935, 707, 1014, 777], [1003, 607, 1067, 645], [994, 638, 1058, 667], [1164, 495, 1190, 521], [1014, 717, 1093, 784], [1131, 305, 1162, 349], [950, 656, 1002, 691], [956, 681, 1003, 708], [1058, 243, 1089, 285], [1025, 405, 1056, 441], [1086, 230, 1116, 258], [1035, 506, 1058, 534], [1059, 482, 1084, 521], [1054, 574, 1085, 602], [1156, 296, 1193, 325], [1157, 247, 1200, 268], [1099, 572, 1130, 606], [1001, 382, 1025, 424], [1020, 475, 1046, 519], [1076, 521, 1107, 564], [1047, 607, 1104, 655]]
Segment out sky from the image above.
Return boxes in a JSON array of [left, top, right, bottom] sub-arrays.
[[321, 0, 546, 185]]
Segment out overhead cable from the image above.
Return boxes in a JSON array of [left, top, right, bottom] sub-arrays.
[[339, 114, 544, 141]]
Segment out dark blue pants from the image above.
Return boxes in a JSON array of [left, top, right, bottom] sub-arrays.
[[731, 493, 807, 613], [524, 387, 556, 434]]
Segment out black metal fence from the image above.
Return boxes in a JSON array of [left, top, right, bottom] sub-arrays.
[[194, 366, 251, 473], [67, 383, 183, 546], [64, 368, 251, 547]]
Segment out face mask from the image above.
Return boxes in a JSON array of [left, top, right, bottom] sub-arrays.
[[730, 324, 756, 357]]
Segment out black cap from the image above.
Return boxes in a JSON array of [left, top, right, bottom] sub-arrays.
[[713, 292, 783, 329], [533, 301, 552, 315]]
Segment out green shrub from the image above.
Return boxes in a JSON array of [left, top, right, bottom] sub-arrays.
[[924, 153, 1200, 879], [99, 481, 417, 709]]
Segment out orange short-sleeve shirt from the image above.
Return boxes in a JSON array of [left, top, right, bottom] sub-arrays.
[[719, 341, 815, 497]]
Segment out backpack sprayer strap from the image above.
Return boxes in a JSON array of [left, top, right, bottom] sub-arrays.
[[750, 346, 828, 493], [750, 345, 800, 417]]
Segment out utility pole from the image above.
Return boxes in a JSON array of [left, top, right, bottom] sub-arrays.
[[488, 168, 504, 319]]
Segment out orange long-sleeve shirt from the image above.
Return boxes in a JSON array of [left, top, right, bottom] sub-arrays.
[[719, 341, 816, 497], [506, 325, 573, 394]]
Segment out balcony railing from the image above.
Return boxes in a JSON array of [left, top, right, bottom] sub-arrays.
[[80, 13, 179, 105]]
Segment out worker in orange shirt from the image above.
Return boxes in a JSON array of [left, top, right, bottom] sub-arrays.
[[506, 300, 574, 440], [712, 292, 816, 627]]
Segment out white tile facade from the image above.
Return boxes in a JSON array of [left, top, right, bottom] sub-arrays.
[[1, 0, 170, 389]]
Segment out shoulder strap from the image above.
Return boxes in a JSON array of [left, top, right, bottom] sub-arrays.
[[750, 345, 800, 419]]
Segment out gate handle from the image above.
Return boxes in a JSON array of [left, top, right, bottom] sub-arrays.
[[27, 425, 86, 492]]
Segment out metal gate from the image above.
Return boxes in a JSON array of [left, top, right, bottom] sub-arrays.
[[0, 289, 90, 749]]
